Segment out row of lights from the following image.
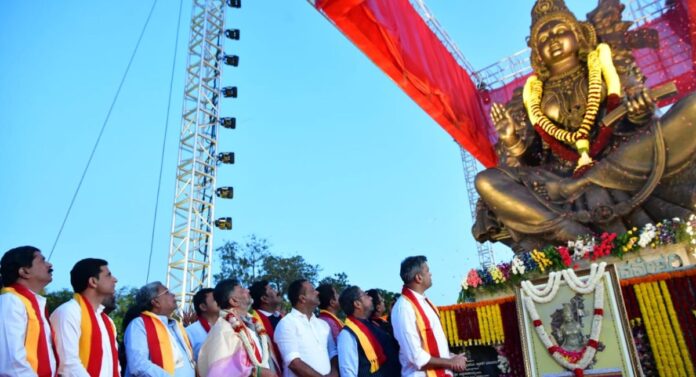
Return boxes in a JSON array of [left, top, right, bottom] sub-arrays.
[[215, 0, 241, 231]]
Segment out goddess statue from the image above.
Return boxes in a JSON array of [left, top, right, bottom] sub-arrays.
[[473, 0, 696, 252], [552, 303, 586, 352]]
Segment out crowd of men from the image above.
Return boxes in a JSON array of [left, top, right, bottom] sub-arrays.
[[0, 246, 467, 377]]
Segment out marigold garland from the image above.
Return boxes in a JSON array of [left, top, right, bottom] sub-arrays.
[[438, 299, 507, 347], [633, 281, 696, 377]]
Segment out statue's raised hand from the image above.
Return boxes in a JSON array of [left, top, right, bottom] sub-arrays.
[[625, 86, 656, 124], [490, 103, 520, 147]]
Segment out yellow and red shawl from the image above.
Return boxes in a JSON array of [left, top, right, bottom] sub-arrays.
[[140, 311, 193, 375], [74, 294, 119, 377], [344, 316, 386, 373], [401, 287, 448, 377], [1, 284, 57, 377]]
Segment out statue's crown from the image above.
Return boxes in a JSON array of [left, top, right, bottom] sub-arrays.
[[531, 0, 574, 25]]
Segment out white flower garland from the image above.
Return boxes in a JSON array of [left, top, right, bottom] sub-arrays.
[[521, 264, 606, 374], [521, 272, 562, 303], [224, 311, 270, 368], [561, 262, 606, 295]]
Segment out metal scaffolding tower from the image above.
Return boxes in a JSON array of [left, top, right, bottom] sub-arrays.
[[167, 0, 227, 312]]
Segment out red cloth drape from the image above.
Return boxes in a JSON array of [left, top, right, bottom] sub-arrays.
[[314, 0, 498, 167]]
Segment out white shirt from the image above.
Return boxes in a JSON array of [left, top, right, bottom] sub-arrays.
[[391, 289, 452, 377], [50, 298, 118, 377], [0, 290, 57, 377], [274, 308, 337, 377], [336, 329, 359, 377], [185, 320, 208, 361]]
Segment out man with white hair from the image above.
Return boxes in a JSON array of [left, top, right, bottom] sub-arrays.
[[196, 278, 278, 377], [123, 281, 195, 377]]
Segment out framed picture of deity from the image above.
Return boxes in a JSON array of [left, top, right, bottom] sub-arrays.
[[516, 263, 641, 377]]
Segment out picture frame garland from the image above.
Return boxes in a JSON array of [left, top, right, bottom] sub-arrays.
[[521, 262, 607, 377]]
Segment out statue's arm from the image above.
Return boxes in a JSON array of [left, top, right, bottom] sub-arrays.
[[491, 103, 540, 167]]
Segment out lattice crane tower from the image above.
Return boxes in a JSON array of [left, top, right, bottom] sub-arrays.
[[167, 0, 238, 312]]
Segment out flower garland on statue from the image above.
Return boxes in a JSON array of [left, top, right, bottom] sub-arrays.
[[521, 263, 607, 377], [223, 311, 270, 368], [523, 43, 621, 172]]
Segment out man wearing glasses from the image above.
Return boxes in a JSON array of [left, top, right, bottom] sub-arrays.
[[123, 282, 195, 377]]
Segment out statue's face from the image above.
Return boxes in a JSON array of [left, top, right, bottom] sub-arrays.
[[537, 19, 579, 66]]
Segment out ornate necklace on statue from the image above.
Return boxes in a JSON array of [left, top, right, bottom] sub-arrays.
[[523, 43, 621, 170]]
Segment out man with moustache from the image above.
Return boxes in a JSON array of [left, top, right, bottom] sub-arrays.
[[317, 284, 343, 342], [274, 279, 338, 377], [249, 280, 284, 369], [249, 280, 283, 331], [197, 279, 278, 377], [50, 258, 120, 377], [337, 286, 400, 377], [391, 256, 467, 377], [0, 246, 58, 377], [186, 288, 220, 361]]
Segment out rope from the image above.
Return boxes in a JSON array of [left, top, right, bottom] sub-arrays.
[[146, 0, 185, 282], [48, 0, 159, 260]]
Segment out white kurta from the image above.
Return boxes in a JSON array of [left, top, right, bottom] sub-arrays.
[[0, 291, 57, 377], [391, 289, 452, 377], [50, 298, 119, 377]]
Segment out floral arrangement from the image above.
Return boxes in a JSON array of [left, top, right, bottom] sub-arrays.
[[459, 216, 696, 299]]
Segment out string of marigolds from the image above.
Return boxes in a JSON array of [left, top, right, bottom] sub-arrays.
[[459, 215, 696, 299], [438, 299, 509, 347], [633, 281, 695, 377]]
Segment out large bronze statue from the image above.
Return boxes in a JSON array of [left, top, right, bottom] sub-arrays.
[[473, 0, 696, 252]]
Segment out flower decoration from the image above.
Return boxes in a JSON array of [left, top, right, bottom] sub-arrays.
[[459, 216, 696, 296]]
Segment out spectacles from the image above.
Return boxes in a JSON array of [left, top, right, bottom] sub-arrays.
[[156, 289, 173, 298]]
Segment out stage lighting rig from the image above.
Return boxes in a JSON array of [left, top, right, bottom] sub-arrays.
[[222, 86, 237, 98], [227, 0, 241, 8], [225, 29, 240, 40], [215, 187, 234, 199], [215, 217, 233, 230], [220, 117, 236, 129], [223, 55, 239, 67], [218, 152, 235, 164]]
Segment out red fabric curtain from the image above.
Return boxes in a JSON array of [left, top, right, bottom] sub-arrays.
[[314, 0, 498, 167]]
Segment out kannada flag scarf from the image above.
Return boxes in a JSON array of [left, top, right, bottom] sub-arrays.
[[75, 294, 119, 377], [250, 309, 282, 370], [401, 287, 448, 377], [140, 311, 193, 375], [318, 309, 344, 330], [1, 284, 57, 377], [344, 316, 386, 373]]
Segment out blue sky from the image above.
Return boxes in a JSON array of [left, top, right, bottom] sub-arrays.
[[0, 0, 597, 304]]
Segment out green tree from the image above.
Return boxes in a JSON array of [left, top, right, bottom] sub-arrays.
[[45, 289, 74, 314], [318, 272, 350, 294], [260, 254, 320, 299], [214, 235, 271, 286], [109, 286, 138, 342]]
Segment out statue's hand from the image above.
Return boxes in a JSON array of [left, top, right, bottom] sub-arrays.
[[491, 103, 520, 147], [625, 86, 655, 124]]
